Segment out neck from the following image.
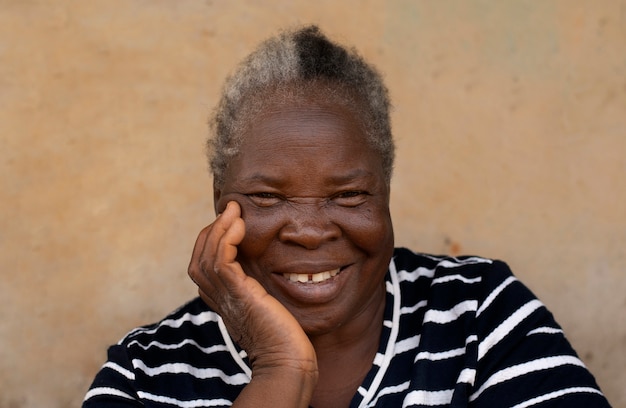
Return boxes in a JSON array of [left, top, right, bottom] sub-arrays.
[[306, 284, 386, 408]]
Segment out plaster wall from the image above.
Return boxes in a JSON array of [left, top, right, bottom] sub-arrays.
[[1, 1, 624, 406]]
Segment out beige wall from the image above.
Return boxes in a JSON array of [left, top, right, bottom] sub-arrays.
[[1, 1, 624, 406]]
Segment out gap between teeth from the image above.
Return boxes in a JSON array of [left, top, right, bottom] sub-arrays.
[[284, 268, 339, 283]]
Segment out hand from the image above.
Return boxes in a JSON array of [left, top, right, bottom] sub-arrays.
[[188, 201, 318, 406]]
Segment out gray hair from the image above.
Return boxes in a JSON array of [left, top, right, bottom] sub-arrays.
[[208, 25, 394, 187]]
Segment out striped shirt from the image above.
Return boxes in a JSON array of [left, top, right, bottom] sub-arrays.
[[83, 247, 611, 407]]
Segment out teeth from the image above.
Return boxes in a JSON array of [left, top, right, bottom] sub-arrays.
[[284, 268, 340, 284], [312, 271, 330, 282]]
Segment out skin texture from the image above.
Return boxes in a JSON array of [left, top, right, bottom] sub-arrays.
[[188, 94, 395, 407]]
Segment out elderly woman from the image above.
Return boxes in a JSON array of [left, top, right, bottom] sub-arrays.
[[84, 26, 610, 407]]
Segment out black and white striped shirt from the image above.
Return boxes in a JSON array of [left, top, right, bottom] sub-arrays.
[[84, 247, 611, 407]]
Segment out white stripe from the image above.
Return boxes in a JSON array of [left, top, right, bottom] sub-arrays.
[[478, 299, 543, 360], [402, 389, 454, 407], [477, 276, 517, 317], [423, 300, 478, 324], [132, 360, 249, 385], [372, 352, 385, 367], [420, 254, 492, 264], [470, 355, 587, 401], [400, 300, 428, 315], [436, 257, 492, 268], [457, 368, 476, 385], [128, 338, 230, 354], [396, 257, 491, 284], [103, 361, 135, 380], [415, 346, 465, 362], [508, 387, 604, 408], [397, 267, 435, 282], [365, 381, 411, 407], [526, 327, 563, 336], [84, 387, 136, 402], [217, 316, 252, 378], [358, 261, 402, 408], [414, 335, 476, 363], [138, 391, 232, 407], [395, 334, 421, 354], [125, 311, 219, 339], [432, 274, 482, 285], [386, 280, 394, 292]]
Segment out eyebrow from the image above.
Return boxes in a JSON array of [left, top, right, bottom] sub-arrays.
[[326, 169, 376, 184], [239, 168, 375, 185]]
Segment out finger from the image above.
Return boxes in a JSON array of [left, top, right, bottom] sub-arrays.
[[214, 216, 246, 275], [191, 202, 245, 306], [188, 224, 212, 285], [189, 201, 240, 279], [200, 201, 241, 268]]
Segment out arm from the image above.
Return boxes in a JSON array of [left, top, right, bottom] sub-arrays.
[[471, 261, 611, 407], [188, 201, 318, 407], [82, 345, 143, 408]]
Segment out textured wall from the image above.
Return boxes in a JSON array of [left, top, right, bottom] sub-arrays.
[[1, 1, 624, 406]]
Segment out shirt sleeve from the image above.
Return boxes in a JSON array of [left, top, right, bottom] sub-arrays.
[[470, 260, 612, 407], [83, 344, 143, 408]]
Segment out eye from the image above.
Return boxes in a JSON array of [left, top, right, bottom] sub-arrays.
[[246, 192, 282, 207], [332, 191, 368, 207]]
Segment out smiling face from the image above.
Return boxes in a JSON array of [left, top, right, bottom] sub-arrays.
[[213, 92, 394, 337]]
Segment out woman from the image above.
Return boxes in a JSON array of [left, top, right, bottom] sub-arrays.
[[84, 26, 611, 407]]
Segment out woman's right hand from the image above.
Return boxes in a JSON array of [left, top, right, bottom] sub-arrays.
[[188, 201, 318, 407]]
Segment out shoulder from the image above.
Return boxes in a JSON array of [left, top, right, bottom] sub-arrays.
[[392, 247, 498, 274], [390, 247, 536, 321], [391, 247, 512, 292], [389, 249, 611, 406], [84, 298, 248, 406], [117, 297, 219, 348], [113, 297, 238, 372]]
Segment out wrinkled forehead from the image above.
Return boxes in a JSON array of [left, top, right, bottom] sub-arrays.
[[237, 80, 371, 140]]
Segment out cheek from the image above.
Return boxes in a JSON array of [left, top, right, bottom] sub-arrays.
[[238, 206, 284, 259], [333, 205, 393, 252], [213, 193, 281, 260]]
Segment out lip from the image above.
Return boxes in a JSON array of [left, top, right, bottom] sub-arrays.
[[270, 264, 352, 305]]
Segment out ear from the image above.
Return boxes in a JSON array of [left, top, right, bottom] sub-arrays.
[[212, 180, 221, 216]]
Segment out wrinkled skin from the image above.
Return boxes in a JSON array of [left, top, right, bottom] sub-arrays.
[[188, 95, 394, 407]]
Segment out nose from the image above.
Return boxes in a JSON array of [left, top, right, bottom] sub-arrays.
[[278, 202, 341, 249]]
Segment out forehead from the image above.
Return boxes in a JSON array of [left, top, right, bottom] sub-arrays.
[[238, 81, 368, 141], [247, 103, 363, 147], [226, 99, 385, 186]]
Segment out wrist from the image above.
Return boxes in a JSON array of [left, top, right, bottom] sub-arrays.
[[254, 364, 318, 407], [251, 351, 319, 382], [233, 358, 318, 408]]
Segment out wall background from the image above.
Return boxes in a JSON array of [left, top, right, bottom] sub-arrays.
[[1, 1, 624, 406]]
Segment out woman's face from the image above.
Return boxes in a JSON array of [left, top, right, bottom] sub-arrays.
[[213, 97, 394, 336]]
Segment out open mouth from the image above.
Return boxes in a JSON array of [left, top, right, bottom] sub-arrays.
[[282, 267, 342, 284]]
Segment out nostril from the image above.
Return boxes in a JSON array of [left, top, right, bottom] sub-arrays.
[[278, 221, 341, 249], [277, 202, 341, 248]]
